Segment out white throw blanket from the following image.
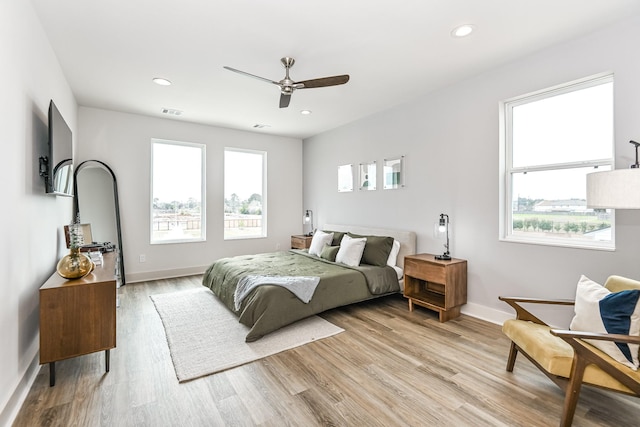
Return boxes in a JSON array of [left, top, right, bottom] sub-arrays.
[[234, 275, 321, 310]]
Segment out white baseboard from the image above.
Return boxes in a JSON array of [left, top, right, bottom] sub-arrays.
[[125, 265, 208, 284], [461, 302, 514, 325], [0, 353, 40, 427]]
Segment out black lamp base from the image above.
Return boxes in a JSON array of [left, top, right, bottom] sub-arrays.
[[435, 253, 451, 260]]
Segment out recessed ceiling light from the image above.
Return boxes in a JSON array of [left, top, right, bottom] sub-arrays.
[[153, 77, 172, 86], [300, 110, 312, 115], [451, 24, 475, 38]]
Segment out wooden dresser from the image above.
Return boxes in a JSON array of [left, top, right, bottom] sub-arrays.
[[39, 251, 117, 386]]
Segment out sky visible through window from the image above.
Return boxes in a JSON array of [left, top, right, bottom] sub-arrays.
[[505, 75, 613, 247], [151, 140, 205, 243], [224, 149, 263, 200], [153, 142, 202, 203], [511, 82, 612, 200]]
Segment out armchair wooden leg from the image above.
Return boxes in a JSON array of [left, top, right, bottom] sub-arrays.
[[560, 354, 587, 427], [506, 342, 518, 372]]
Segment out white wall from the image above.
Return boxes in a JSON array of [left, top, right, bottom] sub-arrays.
[[0, 0, 77, 424], [77, 107, 303, 282], [303, 14, 640, 325]]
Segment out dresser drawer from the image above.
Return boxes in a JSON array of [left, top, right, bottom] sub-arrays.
[[404, 258, 445, 283]]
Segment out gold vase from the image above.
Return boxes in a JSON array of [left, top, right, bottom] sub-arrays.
[[57, 247, 94, 279]]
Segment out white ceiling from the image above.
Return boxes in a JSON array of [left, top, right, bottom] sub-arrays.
[[30, 0, 640, 139]]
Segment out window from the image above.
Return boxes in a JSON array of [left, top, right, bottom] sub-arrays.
[[500, 74, 614, 249], [224, 148, 266, 239], [151, 139, 206, 244]]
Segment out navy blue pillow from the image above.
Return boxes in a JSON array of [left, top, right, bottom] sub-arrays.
[[600, 290, 640, 363]]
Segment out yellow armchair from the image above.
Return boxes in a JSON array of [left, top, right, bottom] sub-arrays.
[[500, 275, 640, 426]]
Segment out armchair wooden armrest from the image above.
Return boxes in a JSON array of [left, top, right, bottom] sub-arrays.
[[499, 296, 574, 325], [549, 327, 640, 425], [551, 329, 640, 345]]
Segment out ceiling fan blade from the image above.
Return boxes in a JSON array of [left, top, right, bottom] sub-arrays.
[[297, 74, 350, 89], [223, 66, 278, 85], [279, 93, 291, 108]]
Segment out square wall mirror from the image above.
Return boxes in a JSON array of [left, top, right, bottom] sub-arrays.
[[359, 161, 377, 190], [338, 164, 353, 192], [383, 156, 404, 189]]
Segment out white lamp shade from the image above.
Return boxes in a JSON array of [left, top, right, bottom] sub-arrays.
[[587, 169, 640, 209]]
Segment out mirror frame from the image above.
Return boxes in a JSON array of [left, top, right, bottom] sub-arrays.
[[73, 160, 125, 286]]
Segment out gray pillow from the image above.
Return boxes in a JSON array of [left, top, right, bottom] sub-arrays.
[[320, 245, 340, 262], [347, 233, 394, 267], [323, 230, 345, 247]]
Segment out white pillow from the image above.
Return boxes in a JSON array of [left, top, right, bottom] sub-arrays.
[[569, 275, 640, 370], [308, 230, 334, 256], [386, 239, 401, 267], [335, 235, 367, 267]]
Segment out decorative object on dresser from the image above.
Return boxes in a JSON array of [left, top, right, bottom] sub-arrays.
[[291, 234, 313, 249], [303, 209, 314, 236], [40, 252, 117, 386], [56, 215, 93, 279], [434, 213, 451, 260], [403, 253, 467, 322]]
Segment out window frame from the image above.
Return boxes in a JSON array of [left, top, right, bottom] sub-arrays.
[[150, 138, 206, 245], [223, 147, 267, 240], [499, 73, 615, 250]]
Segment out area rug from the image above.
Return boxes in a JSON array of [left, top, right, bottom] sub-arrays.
[[150, 287, 344, 382]]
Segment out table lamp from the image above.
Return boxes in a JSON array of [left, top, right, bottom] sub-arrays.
[[434, 213, 451, 260]]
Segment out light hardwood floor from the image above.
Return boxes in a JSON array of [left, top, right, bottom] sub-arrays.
[[13, 276, 640, 426]]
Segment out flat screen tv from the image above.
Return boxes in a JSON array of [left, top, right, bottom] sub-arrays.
[[41, 100, 73, 196]]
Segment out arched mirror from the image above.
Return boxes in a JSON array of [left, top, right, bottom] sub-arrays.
[[73, 160, 125, 286]]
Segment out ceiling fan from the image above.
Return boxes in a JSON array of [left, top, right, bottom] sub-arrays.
[[223, 57, 350, 108]]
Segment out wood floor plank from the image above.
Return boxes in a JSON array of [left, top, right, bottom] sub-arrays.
[[12, 276, 640, 426]]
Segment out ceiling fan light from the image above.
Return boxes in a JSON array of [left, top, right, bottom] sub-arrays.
[[451, 24, 475, 38]]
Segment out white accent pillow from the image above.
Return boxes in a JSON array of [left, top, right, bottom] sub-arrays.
[[386, 239, 401, 267], [335, 235, 367, 267], [569, 275, 640, 370], [308, 230, 334, 256]]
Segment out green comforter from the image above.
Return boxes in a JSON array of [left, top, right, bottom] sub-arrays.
[[202, 250, 399, 341]]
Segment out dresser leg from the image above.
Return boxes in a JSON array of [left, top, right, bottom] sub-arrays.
[[105, 349, 110, 373], [49, 362, 55, 387]]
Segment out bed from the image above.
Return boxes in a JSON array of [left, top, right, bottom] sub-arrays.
[[202, 224, 416, 341]]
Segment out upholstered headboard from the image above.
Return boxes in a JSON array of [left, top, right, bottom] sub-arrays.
[[322, 224, 417, 268]]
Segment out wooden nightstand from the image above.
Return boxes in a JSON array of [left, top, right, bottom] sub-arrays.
[[291, 234, 313, 249], [403, 253, 467, 322]]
